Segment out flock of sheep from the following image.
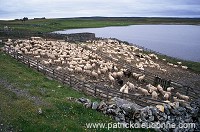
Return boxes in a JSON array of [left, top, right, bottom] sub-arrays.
[[3, 37, 190, 105]]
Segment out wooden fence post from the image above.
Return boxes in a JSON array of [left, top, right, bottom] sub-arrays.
[[154, 76, 159, 86], [7, 48, 9, 54], [37, 60, 39, 71], [16, 52, 19, 61], [62, 72, 65, 84], [69, 75, 72, 87], [82, 81, 85, 93], [94, 86, 97, 96], [185, 86, 189, 96], [52, 69, 55, 79], [28, 58, 30, 67], [22, 55, 24, 62], [106, 87, 109, 101]]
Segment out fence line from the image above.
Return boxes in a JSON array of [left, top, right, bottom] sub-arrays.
[[4, 47, 171, 107]]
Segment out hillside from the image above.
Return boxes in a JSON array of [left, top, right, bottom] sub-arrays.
[[0, 49, 118, 131], [0, 17, 200, 33]]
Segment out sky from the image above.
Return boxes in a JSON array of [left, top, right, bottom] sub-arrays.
[[0, 0, 200, 20]]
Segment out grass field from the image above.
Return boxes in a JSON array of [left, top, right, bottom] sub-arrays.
[[0, 17, 200, 33], [0, 49, 153, 131]]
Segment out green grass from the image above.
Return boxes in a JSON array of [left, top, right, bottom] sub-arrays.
[[0, 17, 200, 33], [157, 54, 200, 73], [0, 51, 153, 131]]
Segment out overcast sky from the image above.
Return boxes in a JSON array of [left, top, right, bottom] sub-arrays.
[[0, 0, 200, 20]]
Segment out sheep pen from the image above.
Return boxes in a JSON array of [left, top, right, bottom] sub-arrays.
[[3, 37, 200, 106]]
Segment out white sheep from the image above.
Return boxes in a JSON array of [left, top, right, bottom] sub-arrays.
[[120, 84, 127, 93], [123, 86, 129, 94], [108, 73, 115, 86], [116, 71, 123, 78], [167, 62, 174, 66], [181, 66, 188, 69], [91, 71, 98, 79], [146, 84, 157, 93], [132, 73, 142, 79], [177, 62, 182, 65], [75, 67, 82, 73], [173, 96, 187, 105], [67, 68, 74, 72], [164, 92, 170, 100], [138, 87, 150, 96], [127, 81, 135, 91], [167, 87, 174, 92], [176, 92, 189, 101], [34, 55, 40, 59], [97, 69, 101, 74], [152, 91, 158, 100], [157, 84, 164, 93], [84, 70, 91, 75], [173, 65, 178, 68], [56, 66, 62, 71], [138, 74, 145, 82]]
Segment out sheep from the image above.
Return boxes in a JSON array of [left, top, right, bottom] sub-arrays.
[[108, 73, 115, 86], [173, 97, 187, 106], [120, 84, 127, 93], [97, 69, 101, 74], [173, 65, 178, 68], [164, 92, 170, 100], [69, 65, 76, 69], [116, 71, 123, 78], [84, 70, 91, 75], [100, 67, 108, 74], [167, 62, 174, 66], [181, 66, 188, 69], [146, 84, 157, 93], [176, 92, 189, 101], [138, 87, 150, 96], [42, 60, 50, 66], [34, 55, 40, 59], [160, 68, 167, 72], [54, 59, 61, 64], [149, 54, 158, 59], [91, 71, 98, 79], [113, 66, 118, 71], [139, 67, 144, 70], [56, 66, 62, 71], [177, 62, 182, 65], [127, 81, 135, 91], [167, 87, 174, 92], [132, 73, 142, 79], [75, 67, 82, 73], [84, 64, 93, 70], [152, 91, 158, 100], [67, 68, 74, 72], [123, 86, 129, 94], [138, 74, 145, 82], [157, 84, 164, 93]]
